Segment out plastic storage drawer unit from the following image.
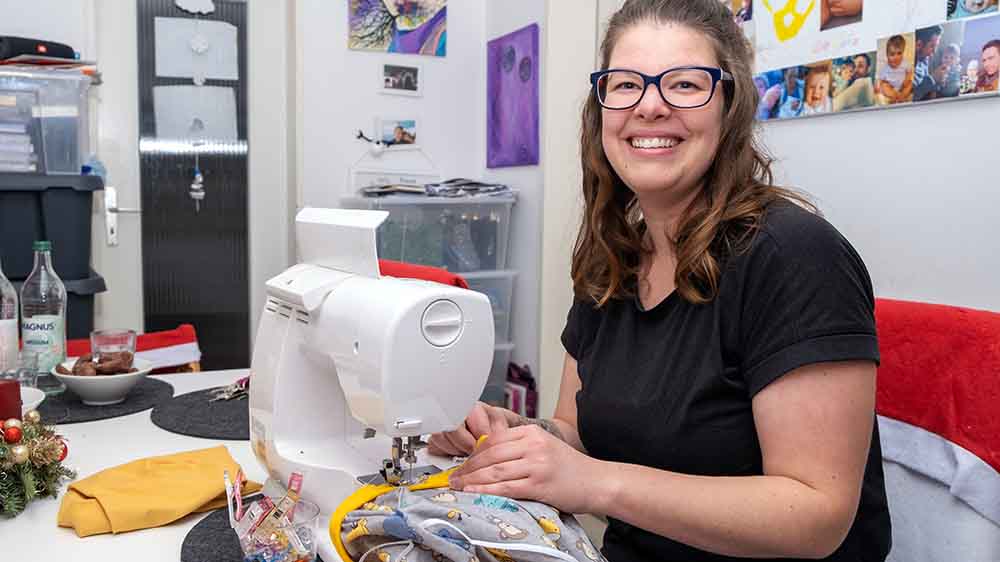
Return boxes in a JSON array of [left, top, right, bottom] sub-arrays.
[[0, 173, 104, 280], [341, 194, 516, 273], [462, 270, 517, 343]]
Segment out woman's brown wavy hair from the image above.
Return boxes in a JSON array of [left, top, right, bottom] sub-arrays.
[[573, 0, 813, 306]]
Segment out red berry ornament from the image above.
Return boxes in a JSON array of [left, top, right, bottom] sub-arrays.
[[59, 440, 68, 461], [3, 425, 22, 443]]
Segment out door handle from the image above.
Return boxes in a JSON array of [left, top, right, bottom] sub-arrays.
[[104, 186, 142, 247]]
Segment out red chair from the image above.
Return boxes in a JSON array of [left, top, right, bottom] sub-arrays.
[[874, 298, 1000, 561], [67, 324, 202, 374]]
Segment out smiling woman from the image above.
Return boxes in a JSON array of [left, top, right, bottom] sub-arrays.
[[431, 1, 891, 561]]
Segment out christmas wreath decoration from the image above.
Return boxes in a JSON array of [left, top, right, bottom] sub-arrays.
[[0, 411, 75, 517]]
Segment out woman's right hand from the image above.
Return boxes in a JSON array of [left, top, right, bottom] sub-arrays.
[[427, 401, 519, 457]]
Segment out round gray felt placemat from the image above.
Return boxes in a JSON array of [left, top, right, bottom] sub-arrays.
[[181, 502, 326, 562], [37, 378, 175, 425], [150, 388, 249, 440]]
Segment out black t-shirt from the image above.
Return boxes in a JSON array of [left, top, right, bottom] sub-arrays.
[[561, 202, 891, 562]]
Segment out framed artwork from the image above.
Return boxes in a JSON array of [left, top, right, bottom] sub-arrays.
[[486, 23, 540, 168], [348, 0, 447, 57], [380, 62, 422, 96], [377, 118, 419, 149]]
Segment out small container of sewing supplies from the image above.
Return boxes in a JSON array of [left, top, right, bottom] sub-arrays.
[[225, 470, 318, 562]]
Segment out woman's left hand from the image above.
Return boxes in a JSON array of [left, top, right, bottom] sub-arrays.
[[447, 424, 608, 514]]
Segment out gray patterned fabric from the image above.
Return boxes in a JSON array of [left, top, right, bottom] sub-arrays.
[[341, 488, 605, 562]]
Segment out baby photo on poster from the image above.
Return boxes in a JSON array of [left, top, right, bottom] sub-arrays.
[[831, 52, 876, 111], [913, 22, 966, 102], [876, 33, 916, 105], [755, 66, 807, 120], [800, 61, 833, 116], [821, 0, 863, 31]]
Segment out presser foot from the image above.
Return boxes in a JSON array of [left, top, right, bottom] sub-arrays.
[[357, 464, 442, 486]]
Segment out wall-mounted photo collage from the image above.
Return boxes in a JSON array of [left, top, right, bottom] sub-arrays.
[[754, 1, 1000, 121]]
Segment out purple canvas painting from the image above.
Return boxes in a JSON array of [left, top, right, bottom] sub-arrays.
[[487, 24, 540, 168]]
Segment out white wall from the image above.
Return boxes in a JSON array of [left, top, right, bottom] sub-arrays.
[[483, 0, 546, 378], [247, 1, 292, 347], [298, 0, 487, 208], [761, 99, 1000, 313], [537, 0, 599, 417]]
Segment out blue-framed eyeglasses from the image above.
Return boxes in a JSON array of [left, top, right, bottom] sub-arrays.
[[590, 66, 734, 110]]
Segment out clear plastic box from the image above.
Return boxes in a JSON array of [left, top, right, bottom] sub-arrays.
[[0, 69, 91, 174], [482, 342, 515, 405], [0, 89, 40, 172], [341, 194, 516, 272], [463, 270, 517, 342]]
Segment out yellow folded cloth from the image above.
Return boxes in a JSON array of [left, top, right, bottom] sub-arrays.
[[58, 445, 262, 537]]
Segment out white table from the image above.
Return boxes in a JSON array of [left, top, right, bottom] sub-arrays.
[[7, 370, 261, 562]]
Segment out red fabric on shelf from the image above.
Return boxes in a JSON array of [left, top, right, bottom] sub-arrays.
[[378, 259, 469, 289], [66, 324, 199, 358], [875, 298, 1000, 473]]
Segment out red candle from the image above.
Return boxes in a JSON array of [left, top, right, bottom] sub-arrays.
[[0, 379, 21, 421]]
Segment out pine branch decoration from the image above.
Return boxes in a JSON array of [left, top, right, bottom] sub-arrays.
[[19, 465, 37, 502], [0, 469, 26, 517], [0, 413, 73, 518]]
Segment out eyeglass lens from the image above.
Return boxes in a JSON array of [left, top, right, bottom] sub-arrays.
[[598, 69, 716, 109]]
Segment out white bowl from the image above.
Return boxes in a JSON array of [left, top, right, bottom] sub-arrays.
[[21, 386, 45, 415], [51, 357, 154, 406]]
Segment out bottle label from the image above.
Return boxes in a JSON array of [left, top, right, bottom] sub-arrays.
[[0, 318, 17, 372], [22, 315, 65, 373]]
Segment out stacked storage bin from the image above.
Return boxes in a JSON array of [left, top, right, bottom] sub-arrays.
[[0, 68, 105, 338], [341, 193, 517, 404], [0, 174, 106, 339]]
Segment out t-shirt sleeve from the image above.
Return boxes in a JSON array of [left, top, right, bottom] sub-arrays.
[[740, 209, 880, 396], [561, 299, 584, 360]]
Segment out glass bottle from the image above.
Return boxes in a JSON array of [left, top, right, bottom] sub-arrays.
[[0, 256, 17, 373], [20, 241, 67, 395]]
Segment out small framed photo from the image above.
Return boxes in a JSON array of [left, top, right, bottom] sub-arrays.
[[377, 118, 419, 149], [379, 62, 423, 96]]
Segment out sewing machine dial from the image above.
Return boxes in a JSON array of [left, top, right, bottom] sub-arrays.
[[421, 299, 464, 347]]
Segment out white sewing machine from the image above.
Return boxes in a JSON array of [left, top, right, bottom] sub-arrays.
[[248, 207, 494, 561]]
